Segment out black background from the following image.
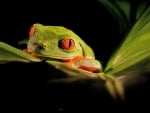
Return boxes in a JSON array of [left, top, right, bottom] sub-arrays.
[[1, 0, 150, 112]]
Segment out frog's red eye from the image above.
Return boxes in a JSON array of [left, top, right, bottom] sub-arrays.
[[29, 24, 35, 37], [60, 38, 75, 50]]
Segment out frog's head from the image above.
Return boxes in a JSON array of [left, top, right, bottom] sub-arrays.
[[27, 23, 89, 60]]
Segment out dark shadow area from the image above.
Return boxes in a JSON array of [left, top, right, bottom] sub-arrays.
[[0, 62, 150, 112]]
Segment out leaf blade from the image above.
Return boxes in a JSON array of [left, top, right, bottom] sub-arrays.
[[105, 6, 150, 75], [0, 41, 41, 63]]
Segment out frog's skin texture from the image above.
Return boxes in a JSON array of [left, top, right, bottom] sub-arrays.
[[25, 23, 102, 73]]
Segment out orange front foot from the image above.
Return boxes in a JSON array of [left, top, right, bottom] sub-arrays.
[[23, 48, 39, 58]]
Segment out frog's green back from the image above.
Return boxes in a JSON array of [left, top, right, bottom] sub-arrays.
[[34, 23, 96, 59]]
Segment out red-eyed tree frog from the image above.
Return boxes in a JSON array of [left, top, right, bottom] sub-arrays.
[[0, 1, 149, 101], [24, 23, 102, 73]]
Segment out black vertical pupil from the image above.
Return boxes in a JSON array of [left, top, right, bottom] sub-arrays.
[[69, 39, 72, 48]]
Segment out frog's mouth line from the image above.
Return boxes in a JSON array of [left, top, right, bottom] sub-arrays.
[[27, 48, 76, 61], [33, 53, 75, 61]]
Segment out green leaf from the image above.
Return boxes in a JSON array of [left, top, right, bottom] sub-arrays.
[[0, 41, 41, 63], [97, 0, 149, 33], [136, 1, 149, 20], [18, 38, 28, 45], [98, 0, 131, 33], [105, 6, 150, 75]]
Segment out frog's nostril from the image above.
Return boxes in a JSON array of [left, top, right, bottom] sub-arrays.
[[43, 43, 48, 48]]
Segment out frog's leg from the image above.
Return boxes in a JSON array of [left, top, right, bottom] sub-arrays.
[[23, 48, 39, 58]]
